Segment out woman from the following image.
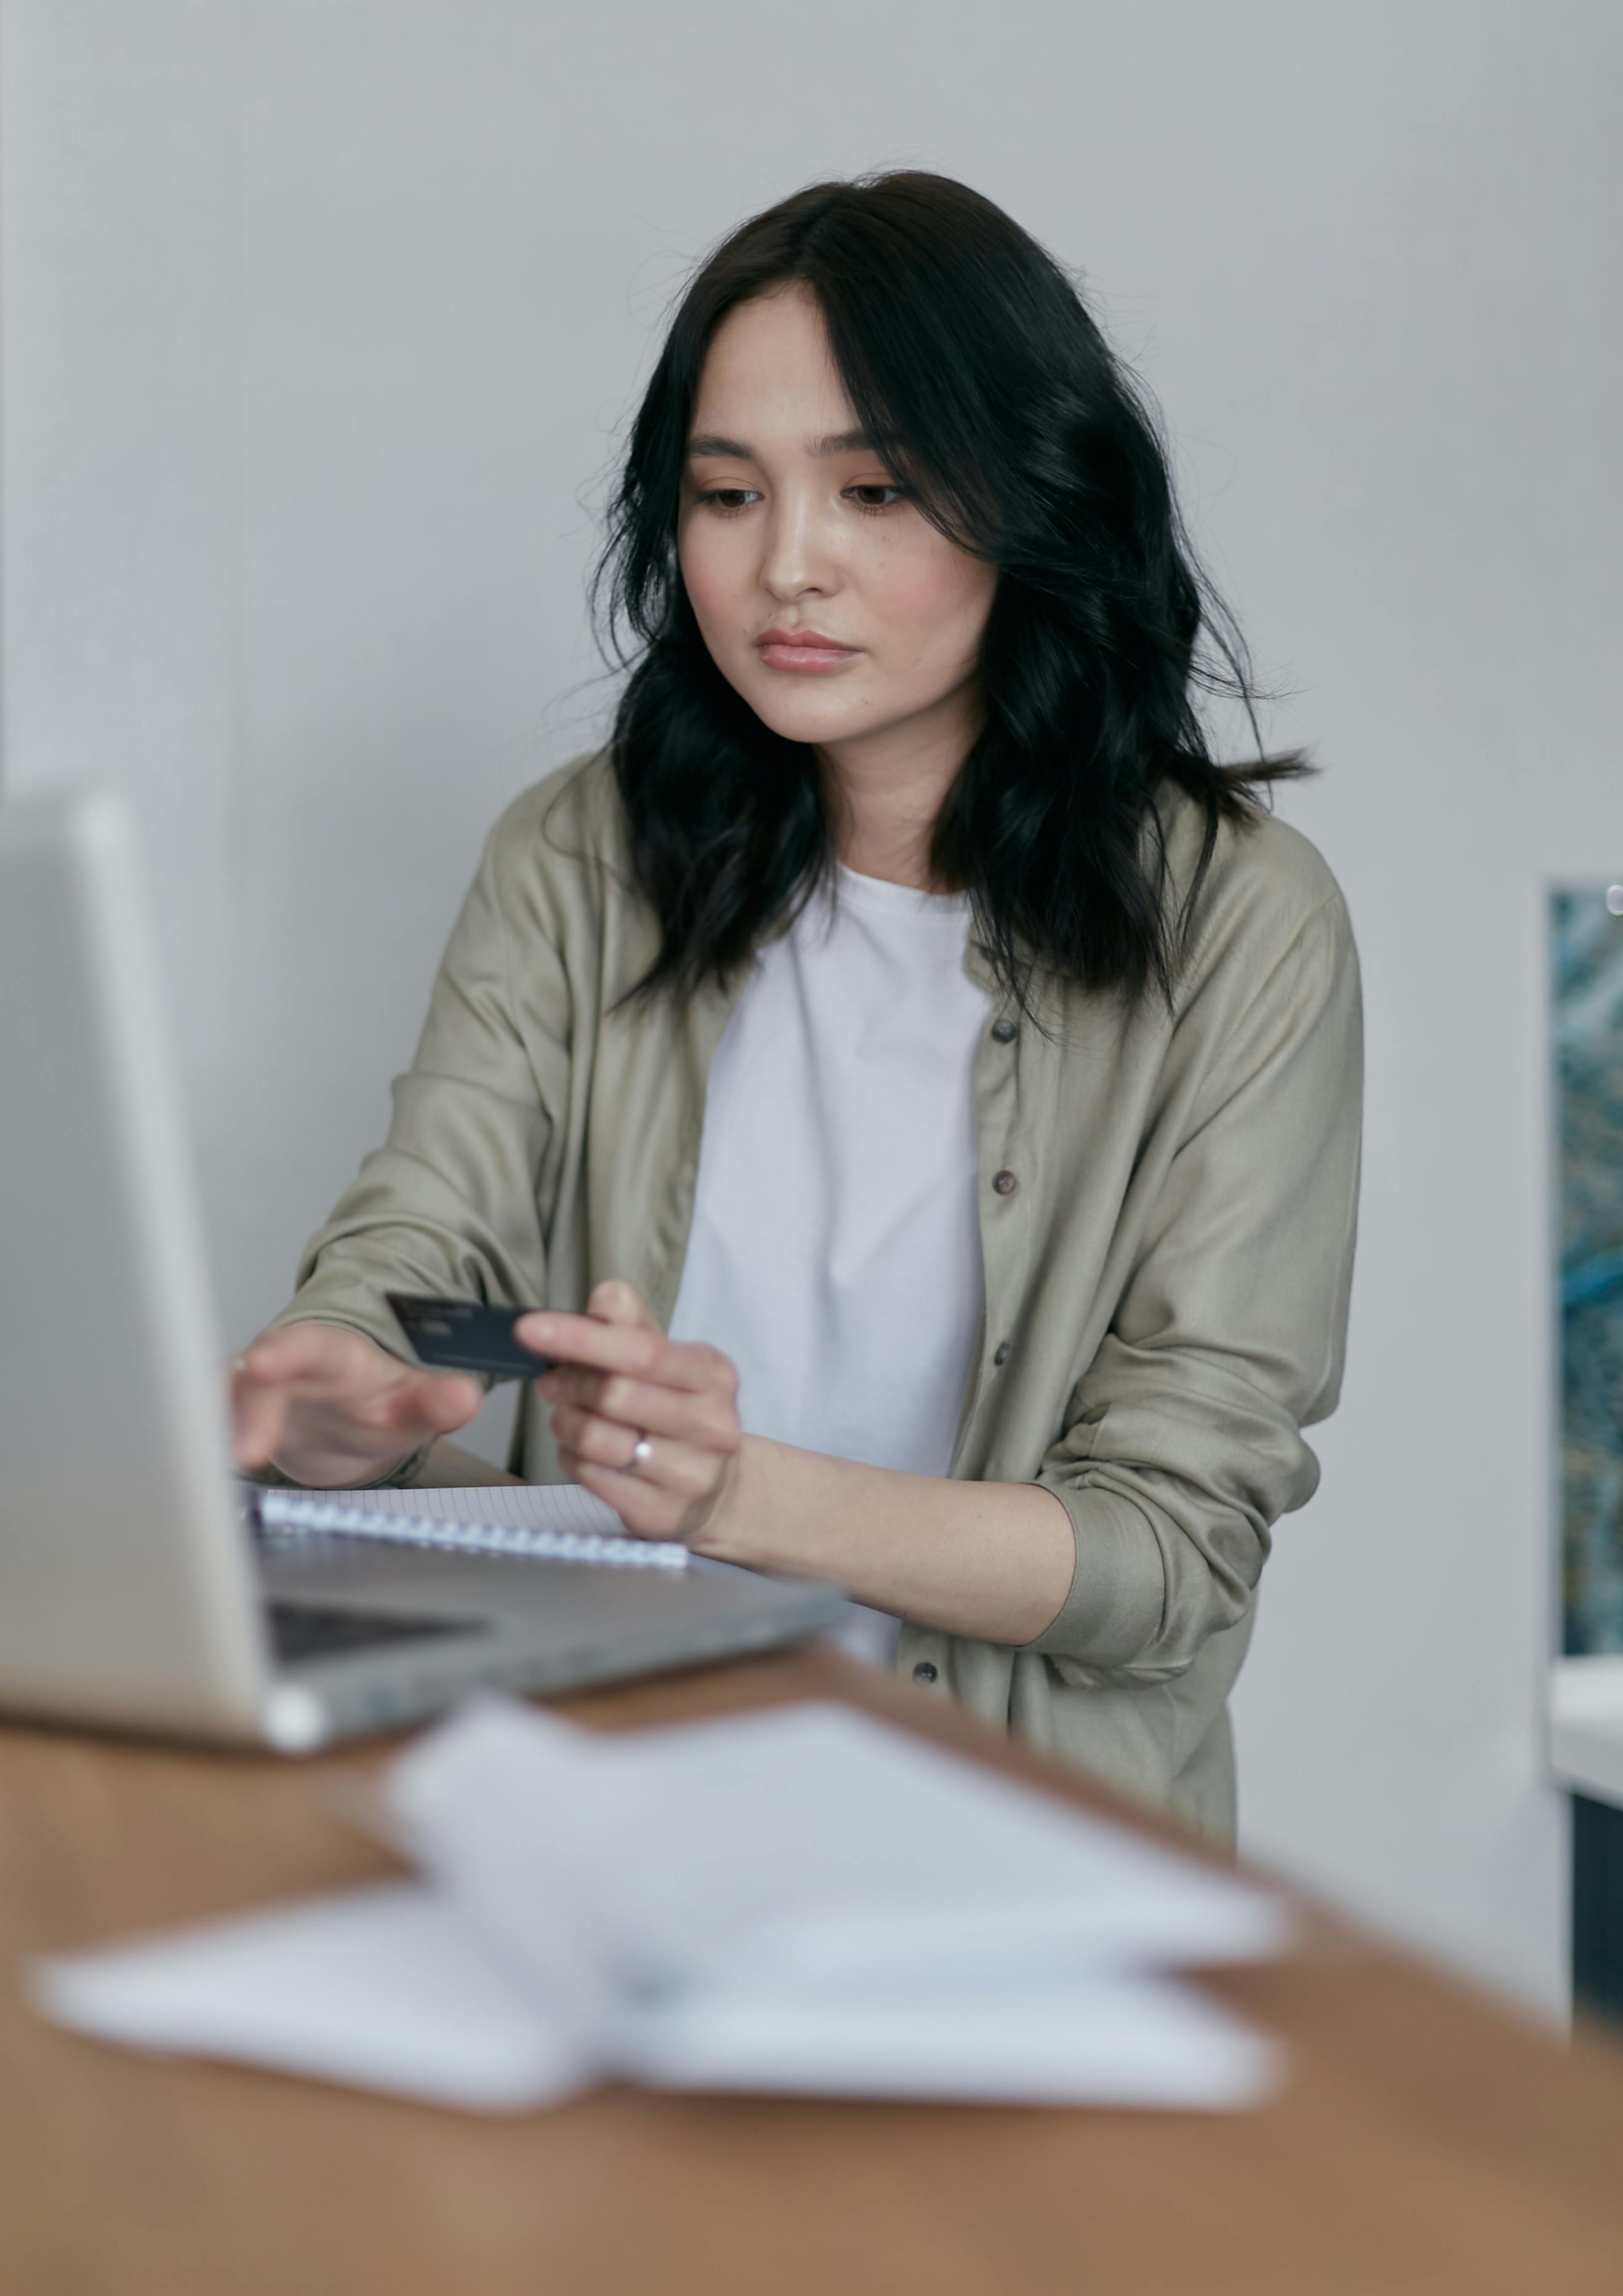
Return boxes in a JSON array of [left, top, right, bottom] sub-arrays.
[[232, 172, 1361, 1841]]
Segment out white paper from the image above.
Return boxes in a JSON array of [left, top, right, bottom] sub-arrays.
[[34, 1882, 1278, 2113], [626, 1971, 1278, 2108], [33, 1694, 1290, 2114], [388, 1697, 1291, 1999], [33, 1882, 589, 2111]]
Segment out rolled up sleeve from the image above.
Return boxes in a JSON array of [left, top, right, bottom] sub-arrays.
[[271, 816, 559, 1366], [1028, 892, 1362, 1682]]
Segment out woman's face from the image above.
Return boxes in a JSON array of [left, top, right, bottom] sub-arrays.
[[677, 284, 997, 762]]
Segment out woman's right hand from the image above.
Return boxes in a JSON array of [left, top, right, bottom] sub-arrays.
[[229, 1323, 483, 1489]]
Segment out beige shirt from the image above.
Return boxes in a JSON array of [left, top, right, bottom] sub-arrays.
[[275, 755, 1362, 1841]]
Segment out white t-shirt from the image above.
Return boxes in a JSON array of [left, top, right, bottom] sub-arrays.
[[668, 864, 991, 1663]]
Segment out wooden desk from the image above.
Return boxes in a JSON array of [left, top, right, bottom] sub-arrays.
[[5, 1647, 1623, 2296]]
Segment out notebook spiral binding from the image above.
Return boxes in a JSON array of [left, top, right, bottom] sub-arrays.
[[250, 1489, 690, 1571]]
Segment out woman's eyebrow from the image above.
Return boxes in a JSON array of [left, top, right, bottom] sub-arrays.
[[686, 432, 753, 460], [685, 428, 877, 460]]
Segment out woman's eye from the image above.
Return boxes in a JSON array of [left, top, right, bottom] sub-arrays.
[[700, 487, 757, 514], [846, 483, 906, 512]]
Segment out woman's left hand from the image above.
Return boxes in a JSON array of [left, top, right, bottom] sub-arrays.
[[517, 1280, 742, 1542]]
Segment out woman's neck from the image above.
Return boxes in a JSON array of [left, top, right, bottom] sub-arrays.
[[818, 687, 979, 891]]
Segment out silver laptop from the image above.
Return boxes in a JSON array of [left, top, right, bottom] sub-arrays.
[[0, 789, 841, 1752]]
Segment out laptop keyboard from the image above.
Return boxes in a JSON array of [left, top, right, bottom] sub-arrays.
[[266, 1600, 488, 1665]]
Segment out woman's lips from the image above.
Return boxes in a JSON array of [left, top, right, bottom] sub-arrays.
[[757, 632, 860, 674]]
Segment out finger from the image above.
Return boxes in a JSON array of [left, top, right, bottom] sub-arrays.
[[552, 1407, 720, 1499], [514, 1311, 665, 1378], [385, 1371, 483, 1439], [585, 1278, 663, 1333], [509, 1281, 661, 1369], [234, 1354, 478, 1477], [231, 1346, 375, 1473], [516, 1312, 720, 1392], [569, 1457, 693, 1543], [540, 1369, 736, 1449], [311, 1361, 474, 1438], [237, 1323, 359, 1384], [550, 1406, 644, 1473], [233, 1327, 313, 1381], [548, 1404, 649, 1473], [231, 1380, 293, 1472]]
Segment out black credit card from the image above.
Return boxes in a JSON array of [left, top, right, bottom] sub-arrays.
[[386, 1293, 554, 1382]]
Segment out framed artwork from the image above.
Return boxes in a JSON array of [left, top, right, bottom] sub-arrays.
[[1555, 882, 1623, 1655]]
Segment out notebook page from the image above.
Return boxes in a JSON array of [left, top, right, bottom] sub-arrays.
[[297, 1483, 626, 1534]]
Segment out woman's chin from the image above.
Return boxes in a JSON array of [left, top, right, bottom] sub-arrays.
[[728, 679, 883, 751]]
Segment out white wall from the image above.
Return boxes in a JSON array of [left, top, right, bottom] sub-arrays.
[[4, 0, 1619, 2014]]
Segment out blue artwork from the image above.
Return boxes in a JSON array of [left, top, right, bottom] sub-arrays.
[[1555, 884, 1623, 1655]]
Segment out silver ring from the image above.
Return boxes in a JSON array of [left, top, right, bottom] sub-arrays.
[[629, 1435, 653, 1473]]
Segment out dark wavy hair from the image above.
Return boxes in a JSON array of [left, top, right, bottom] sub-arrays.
[[593, 170, 1306, 1010]]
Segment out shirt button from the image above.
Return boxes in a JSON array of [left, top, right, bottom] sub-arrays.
[[991, 1019, 1017, 1044], [992, 1168, 1018, 1196], [912, 1661, 938, 1686], [993, 1340, 1011, 1366]]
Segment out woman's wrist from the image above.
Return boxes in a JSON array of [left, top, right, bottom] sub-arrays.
[[687, 1432, 778, 1566], [260, 1442, 425, 1491], [687, 1435, 1075, 1645]]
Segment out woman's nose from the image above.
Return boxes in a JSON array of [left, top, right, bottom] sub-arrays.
[[759, 494, 837, 601]]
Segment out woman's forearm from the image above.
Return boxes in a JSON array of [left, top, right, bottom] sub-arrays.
[[693, 1437, 1077, 1646], [522, 1293, 1076, 1644]]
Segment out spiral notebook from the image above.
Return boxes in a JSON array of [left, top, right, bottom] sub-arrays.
[[252, 1482, 690, 1573]]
